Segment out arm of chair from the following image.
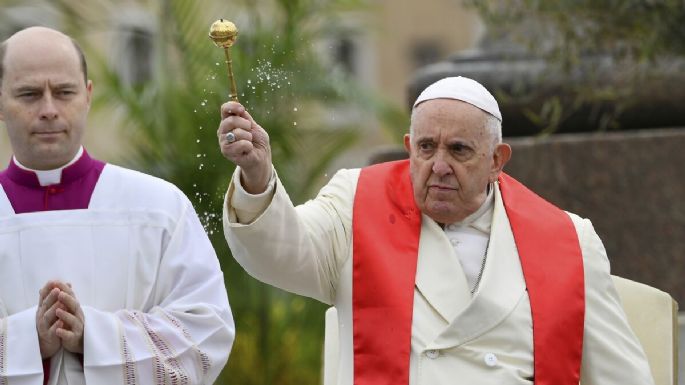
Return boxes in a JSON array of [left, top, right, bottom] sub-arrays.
[[611, 275, 679, 385]]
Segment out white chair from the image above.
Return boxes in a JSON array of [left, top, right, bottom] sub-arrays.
[[612, 276, 679, 385], [322, 276, 679, 385]]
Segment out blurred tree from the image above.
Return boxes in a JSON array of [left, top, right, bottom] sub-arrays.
[[463, 0, 685, 133], [468, 0, 685, 61], [40, 0, 388, 383]]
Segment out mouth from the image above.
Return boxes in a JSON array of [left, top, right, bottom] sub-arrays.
[[32, 130, 66, 142], [428, 184, 457, 192], [33, 130, 65, 136]]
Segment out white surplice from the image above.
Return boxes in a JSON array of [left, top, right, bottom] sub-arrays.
[[223, 167, 654, 385], [0, 164, 234, 385]]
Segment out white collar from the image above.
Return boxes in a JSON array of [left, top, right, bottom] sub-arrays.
[[14, 147, 84, 187]]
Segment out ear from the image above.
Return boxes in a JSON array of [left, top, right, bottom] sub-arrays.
[[490, 143, 512, 182], [403, 133, 411, 154], [85, 80, 93, 109]]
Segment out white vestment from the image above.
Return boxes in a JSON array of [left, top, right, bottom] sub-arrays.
[[223, 167, 654, 385], [0, 164, 234, 385]]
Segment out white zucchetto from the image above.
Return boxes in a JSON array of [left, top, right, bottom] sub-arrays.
[[413, 76, 502, 121]]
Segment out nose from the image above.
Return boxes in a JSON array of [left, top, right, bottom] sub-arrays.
[[39, 94, 59, 121], [431, 155, 453, 177]]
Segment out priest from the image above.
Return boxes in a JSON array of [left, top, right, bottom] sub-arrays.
[[0, 27, 234, 384], [218, 76, 654, 384]]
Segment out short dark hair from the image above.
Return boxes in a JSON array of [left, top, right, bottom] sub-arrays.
[[0, 35, 88, 86]]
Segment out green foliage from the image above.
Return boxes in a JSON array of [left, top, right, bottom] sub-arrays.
[[464, 0, 685, 133], [47, 0, 378, 383]]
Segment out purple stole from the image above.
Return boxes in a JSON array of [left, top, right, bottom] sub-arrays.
[[352, 160, 584, 385]]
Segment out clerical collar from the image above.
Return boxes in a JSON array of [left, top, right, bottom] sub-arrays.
[[6, 147, 95, 188], [443, 182, 495, 234]]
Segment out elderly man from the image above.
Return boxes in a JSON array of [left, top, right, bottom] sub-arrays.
[[0, 27, 234, 385], [219, 76, 653, 384]]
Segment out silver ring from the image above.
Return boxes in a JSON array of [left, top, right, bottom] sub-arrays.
[[225, 132, 236, 143]]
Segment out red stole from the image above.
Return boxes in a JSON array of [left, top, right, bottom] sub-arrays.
[[352, 160, 584, 385]]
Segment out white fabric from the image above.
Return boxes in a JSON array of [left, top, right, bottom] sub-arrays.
[[443, 187, 493, 293], [13, 146, 84, 186], [413, 76, 502, 121], [223, 167, 654, 385], [0, 164, 234, 385]]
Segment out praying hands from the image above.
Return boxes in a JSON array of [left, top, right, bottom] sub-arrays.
[[36, 281, 85, 359]]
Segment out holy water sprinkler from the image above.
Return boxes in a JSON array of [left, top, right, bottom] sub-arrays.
[[209, 19, 239, 102]]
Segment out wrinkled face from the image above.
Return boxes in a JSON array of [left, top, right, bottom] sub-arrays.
[[405, 99, 511, 224], [0, 30, 91, 170]]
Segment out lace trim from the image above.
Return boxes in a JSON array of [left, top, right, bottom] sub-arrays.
[[161, 312, 211, 377], [126, 311, 189, 385], [0, 317, 7, 385], [119, 317, 138, 385]]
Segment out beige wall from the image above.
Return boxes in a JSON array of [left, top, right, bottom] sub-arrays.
[[371, 0, 483, 107]]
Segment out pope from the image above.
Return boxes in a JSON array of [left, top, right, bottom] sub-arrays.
[[217, 76, 654, 384]]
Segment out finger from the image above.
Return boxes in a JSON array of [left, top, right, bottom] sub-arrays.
[[56, 324, 81, 343], [38, 280, 61, 303], [43, 300, 64, 326], [221, 140, 256, 161], [48, 281, 72, 294], [58, 282, 74, 296], [218, 115, 251, 136], [220, 102, 246, 119], [57, 291, 81, 315], [48, 317, 62, 334], [56, 308, 82, 331], [40, 288, 61, 315], [221, 128, 253, 144]]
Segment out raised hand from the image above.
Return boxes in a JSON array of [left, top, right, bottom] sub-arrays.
[[217, 101, 272, 194]]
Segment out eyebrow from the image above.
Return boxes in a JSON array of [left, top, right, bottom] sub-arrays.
[[12, 82, 80, 93]]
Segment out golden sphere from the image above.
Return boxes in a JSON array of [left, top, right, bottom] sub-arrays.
[[209, 19, 238, 48]]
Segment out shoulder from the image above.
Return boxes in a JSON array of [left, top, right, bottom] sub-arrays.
[[94, 164, 191, 213], [564, 211, 596, 246]]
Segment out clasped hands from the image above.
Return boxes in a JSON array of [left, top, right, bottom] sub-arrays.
[[35, 280, 85, 359]]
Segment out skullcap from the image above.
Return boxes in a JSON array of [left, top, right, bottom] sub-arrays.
[[413, 76, 502, 121]]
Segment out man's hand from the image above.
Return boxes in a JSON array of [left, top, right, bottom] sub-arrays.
[[54, 284, 85, 354], [217, 101, 272, 194], [36, 282, 65, 359]]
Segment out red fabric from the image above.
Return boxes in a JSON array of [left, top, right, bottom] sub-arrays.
[[42, 359, 50, 385], [352, 160, 421, 385], [498, 173, 585, 385], [352, 160, 584, 385]]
